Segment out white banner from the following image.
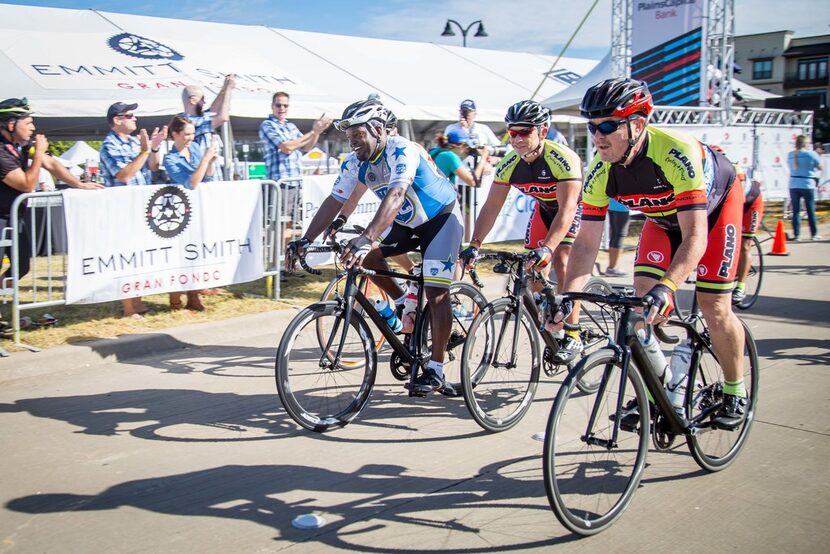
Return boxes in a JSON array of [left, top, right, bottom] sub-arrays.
[[631, 0, 706, 56], [64, 181, 263, 303], [669, 125, 818, 200]]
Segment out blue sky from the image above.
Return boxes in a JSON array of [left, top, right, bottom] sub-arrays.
[[4, 0, 830, 60]]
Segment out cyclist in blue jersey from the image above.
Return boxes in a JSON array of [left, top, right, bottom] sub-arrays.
[[286, 99, 464, 395]]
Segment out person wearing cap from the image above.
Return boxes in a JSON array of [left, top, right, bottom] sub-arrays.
[[99, 101, 167, 187], [99, 101, 166, 318], [429, 129, 490, 188], [1, 98, 102, 287], [180, 75, 236, 179], [443, 99, 500, 149]]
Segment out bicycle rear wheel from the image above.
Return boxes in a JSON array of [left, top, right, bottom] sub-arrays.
[[735, 236, 763, 310], [460, 298, 540, 432], [543, 349, 650, 536], [685, 318, 759, 471], [419, 281, 488, 390], [575, 277, 618, 394], [276, 302, 377, 432]]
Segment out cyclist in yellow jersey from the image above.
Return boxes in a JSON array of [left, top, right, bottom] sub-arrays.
[[460, 100, 584, 362], [550, 78, 748, 430]]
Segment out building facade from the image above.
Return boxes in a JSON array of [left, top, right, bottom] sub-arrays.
[[735, 31, 829, 107]]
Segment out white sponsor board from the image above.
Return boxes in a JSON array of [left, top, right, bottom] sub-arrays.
[[64, 181, 263, 303], [631, 0, 706, 56]]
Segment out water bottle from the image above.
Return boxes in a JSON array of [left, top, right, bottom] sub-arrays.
[[375, 297, 402, 333], [636, 329, 672, 386], [667, 339, 693, 409]]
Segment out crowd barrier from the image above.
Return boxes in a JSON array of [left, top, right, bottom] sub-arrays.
[[0, 179, 300, 352]]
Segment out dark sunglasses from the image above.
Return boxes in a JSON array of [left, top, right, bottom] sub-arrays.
[[507, 127, 535, 138], [273, 103, 289, 108], [587, 119, 626, 135], [117, 113, 135, 119]]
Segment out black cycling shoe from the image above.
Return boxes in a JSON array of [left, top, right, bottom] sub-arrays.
[[611, 398, 652, 433], [406, 368, 455, 396], [711, 394, 748, 430]]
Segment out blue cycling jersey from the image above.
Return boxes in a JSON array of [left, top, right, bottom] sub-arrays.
[[331, 135, 457, 228]]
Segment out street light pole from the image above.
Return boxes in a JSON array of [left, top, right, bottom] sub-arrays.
[[441, 19, 488, 48]]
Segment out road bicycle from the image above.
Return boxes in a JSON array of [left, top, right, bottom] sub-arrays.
[[733, 216, 777, 310], [541, 288, 759, 535], [459, 251, 618, 433], [275, 240, 487, 432]]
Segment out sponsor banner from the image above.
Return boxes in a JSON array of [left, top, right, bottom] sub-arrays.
[[669, 125, 819, 200], [631, 0, 705, 106], [64, 182, 263, 303]]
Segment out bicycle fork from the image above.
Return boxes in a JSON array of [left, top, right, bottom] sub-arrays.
[[583, 344, 630, 450]]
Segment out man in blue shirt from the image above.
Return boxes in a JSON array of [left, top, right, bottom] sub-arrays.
[[788, 134, 823, 241], [180, 75, 236, 180], [99, 102, 167, 187], [99, 101, 167, 318]]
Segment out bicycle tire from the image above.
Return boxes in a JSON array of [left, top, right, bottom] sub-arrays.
[[735, 236, 763, 310], [320, 272, 389, 353], [276, 302, 377, 432], [460, 297, 541, 432], [575, 277, 618, 394], [543, 349, 650, 536], [685, 318, 759, 471], [418, 281, 489, 391]]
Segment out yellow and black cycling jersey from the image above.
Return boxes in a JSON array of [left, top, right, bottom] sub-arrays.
[[493, 139, 582, 212], [581, 126, 736, 232]]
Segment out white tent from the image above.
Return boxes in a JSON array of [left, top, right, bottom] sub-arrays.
[[0, 2, 600, 137], [62, 141, 100, 166]]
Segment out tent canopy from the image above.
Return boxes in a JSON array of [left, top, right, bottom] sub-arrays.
[[0, 2, 599, 139]]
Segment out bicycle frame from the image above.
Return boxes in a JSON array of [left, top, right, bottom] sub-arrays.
[[324, 265, 429, 394]]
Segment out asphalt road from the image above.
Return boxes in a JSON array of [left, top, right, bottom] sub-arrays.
[[1, 238, 828, 553]]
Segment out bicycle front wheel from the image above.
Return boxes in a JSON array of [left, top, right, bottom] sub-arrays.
[[460, 298, 540, 432], [735, 236, 763, 310], [686, 318, 759, 471], [543, 349, 650, 536], [575, 277, 618, 394], [320, 272, 389, 354], [276, 302, 377, 432]]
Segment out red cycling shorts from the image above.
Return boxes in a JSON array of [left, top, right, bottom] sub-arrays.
[[742, 192, 764, 237], [524, 201, 582, 249], [634, 179, 744, 294]]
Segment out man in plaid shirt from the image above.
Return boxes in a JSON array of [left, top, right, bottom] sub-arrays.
[[259, 92, 332, 222], [99, 102, 167, 187]]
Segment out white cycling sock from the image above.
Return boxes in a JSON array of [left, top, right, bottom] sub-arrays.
[[426, 359, 444, 379]]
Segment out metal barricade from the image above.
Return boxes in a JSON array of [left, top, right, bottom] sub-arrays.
[[1, 182, 291, 352]]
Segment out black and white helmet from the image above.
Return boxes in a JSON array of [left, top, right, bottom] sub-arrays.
[[334, 100, 389, 131], [505, 100, 550, 127]]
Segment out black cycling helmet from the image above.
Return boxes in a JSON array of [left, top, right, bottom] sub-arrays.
[[0, 98, 33, 121], [580, 78, 653, 120], [334, 99, 389, 131], [505, 100, 550, 127]]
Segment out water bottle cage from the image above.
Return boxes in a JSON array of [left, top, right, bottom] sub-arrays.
[[493, 261, 511, 274]]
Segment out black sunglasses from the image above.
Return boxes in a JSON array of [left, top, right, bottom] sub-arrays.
[[587, 119, 627, 135]]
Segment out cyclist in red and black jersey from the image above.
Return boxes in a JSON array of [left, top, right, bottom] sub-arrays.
[[460, 100, 584, 361], [551, 78, 748, 430]]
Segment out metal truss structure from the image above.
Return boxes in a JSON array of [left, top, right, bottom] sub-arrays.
[[651, 106, 813, 128], [610, 0, 632, 79]]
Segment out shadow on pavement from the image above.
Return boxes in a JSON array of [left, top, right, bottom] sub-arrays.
[[0, 387, 482, 444], [753, 337, 830, 367]]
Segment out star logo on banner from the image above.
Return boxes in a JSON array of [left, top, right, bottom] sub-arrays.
[[393, 147, 406, 159], [441, 254, 455, 272]]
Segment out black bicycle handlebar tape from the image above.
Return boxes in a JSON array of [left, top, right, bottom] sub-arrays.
[[653, 323, 681, 344], [299, 254, 322, 275], [469, 268, 485, 288]]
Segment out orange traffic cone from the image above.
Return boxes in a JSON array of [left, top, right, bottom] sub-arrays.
[[768, 219, 789, 256]]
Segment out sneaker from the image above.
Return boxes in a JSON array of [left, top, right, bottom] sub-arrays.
[[731, 287, 746, 305], [811, 235, 823, 241], [552, 335, 584, 364], [711, 394, 748, 430], [451, 305, 474, 321], [604, 267, 628, 277], [407, 368, 455, 396]]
